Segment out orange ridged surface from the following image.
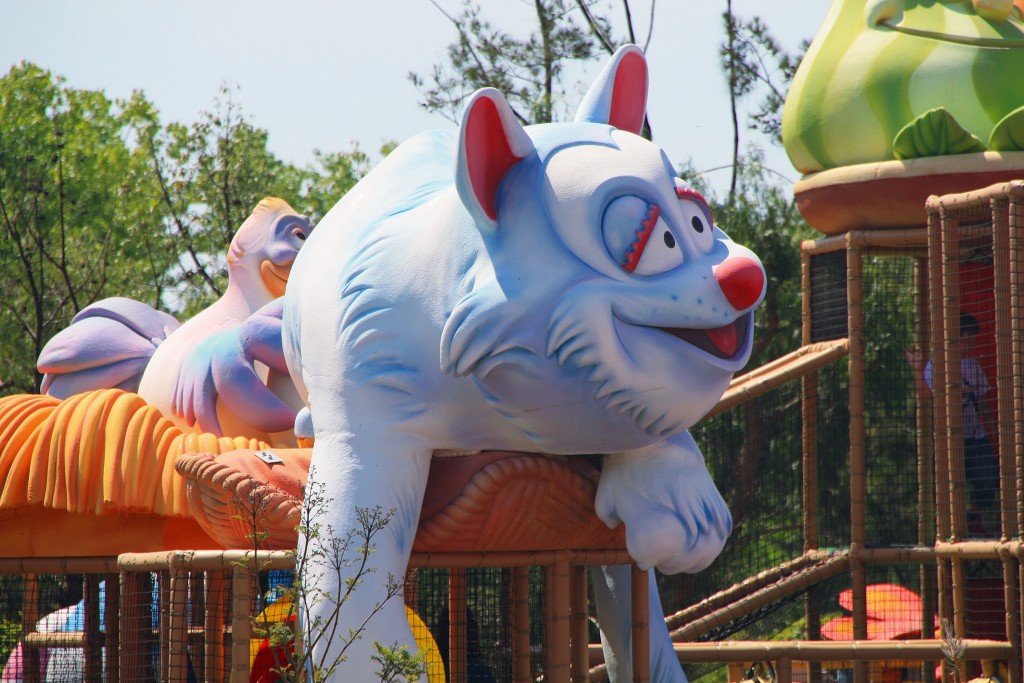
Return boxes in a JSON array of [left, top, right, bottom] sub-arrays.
[[0, 390, 269, 519], [0, 395, 59, 505], [414, 454, 624, 552], [175, 448, 625, 553], [0, 389, 625, 556], [176, 451, 306, 550]]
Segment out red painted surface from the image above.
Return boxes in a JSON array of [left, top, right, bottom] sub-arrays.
[[823, 584, 937, 640], [250, 638, 293, 683], [675, 186, 715, 225], [715, 257, 765, 311], [622, 204, 660, 272], [464, 97, 523, 221], [705, 323, 739, 357], [608, 51, 647, 135]]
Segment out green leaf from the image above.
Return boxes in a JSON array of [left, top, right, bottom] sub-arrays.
[[989, 105, 1024, 152], [892, 108, 987, 160]]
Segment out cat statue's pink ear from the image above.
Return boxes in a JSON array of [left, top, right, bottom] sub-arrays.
[[455, 88, 534, 229], [574, 44, 648, 135]]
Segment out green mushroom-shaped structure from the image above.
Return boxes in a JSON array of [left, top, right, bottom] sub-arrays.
[[782, 0, 1024, 233]]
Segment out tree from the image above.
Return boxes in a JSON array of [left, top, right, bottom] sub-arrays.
[[126, 84, 376, 318], [720, 2, 806, 203], [410, 0, 653, 126], [0, 66, 375, 396], [237, 474, 427, 682], [125, 85, 299, 317], [0, 63, 147, 394]]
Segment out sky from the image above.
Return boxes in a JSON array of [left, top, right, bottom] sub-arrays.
[[2, 0, 831, 199]]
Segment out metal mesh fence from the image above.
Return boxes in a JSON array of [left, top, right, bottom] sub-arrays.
[[0, 565, 118, 683], [118, 571, 159, 682], [860, 255, 924, 548], [674, 359, 849, 682], [666, 186, 1021, 678], [416, 569, 448, 681], [924, 185, 1023, 672], [116, 552, 299, 683], [1, 555, 1002, 682], [806, 564, 940, 683], [937, 209, 1003, 540], [0, 553, 616, 683], [961, 559, 1008, 643], [816, 360, 852, 550], [817, 558, 1014, 679], [411, 567, 527, 683], [688, 380, 807, 603], [810, 250, 849, 343], [119, 565, 239, 683]]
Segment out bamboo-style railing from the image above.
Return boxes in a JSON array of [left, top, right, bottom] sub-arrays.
[[757, 181, 1024, 683], [119, 549, 644, 683]]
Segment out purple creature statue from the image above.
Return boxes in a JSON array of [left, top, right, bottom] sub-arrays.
[[282, 45, 766, 681], [37, 198, 312, 444]]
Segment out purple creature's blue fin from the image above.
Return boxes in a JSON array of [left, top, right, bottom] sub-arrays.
[[38, 297, 180, 398]]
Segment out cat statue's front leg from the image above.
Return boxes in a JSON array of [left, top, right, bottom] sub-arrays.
[[590, 565, 687, 683], [596, 431, 732, 576], [590, 431, 730, 682], [297, 427, 432, 680]]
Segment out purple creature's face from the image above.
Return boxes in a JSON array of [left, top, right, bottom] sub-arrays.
[[260, 213, 313, 297], [225, 198, 313, 298]]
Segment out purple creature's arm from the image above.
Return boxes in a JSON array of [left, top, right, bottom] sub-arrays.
[[172, 298, 296, 436]]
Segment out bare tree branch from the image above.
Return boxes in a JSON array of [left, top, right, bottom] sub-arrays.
[[642, 0, 655, 51], [574, 0, 615, 54], [140, 125, 222, 296], [622, 0, 637, 44], [725, 2, 740, 204]]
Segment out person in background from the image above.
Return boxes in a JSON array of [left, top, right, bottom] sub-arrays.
[[906, 312, 1000, 535]]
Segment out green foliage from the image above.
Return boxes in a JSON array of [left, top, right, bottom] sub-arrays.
[[0, 62, 141, 394], [0, 65, 374, 395], [941, 619, 966, 683], [372, 641, 427, 683], [0, 618, 22, 665], [125, 84, 377, 318], [237, 472, 415, 682], [126, 84, 299, 317]]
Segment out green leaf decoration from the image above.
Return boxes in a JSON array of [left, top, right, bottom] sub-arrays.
[[892, 108, 987, 160], [990, 105, 1024, 152]]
